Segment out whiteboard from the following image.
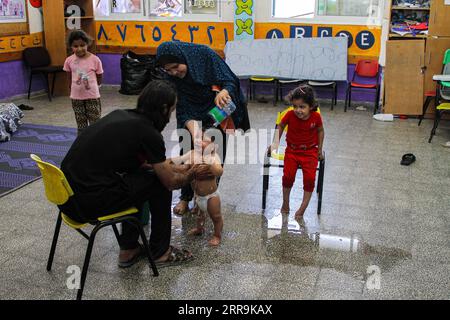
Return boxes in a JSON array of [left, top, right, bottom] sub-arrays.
[[225, 37, 348, 81]]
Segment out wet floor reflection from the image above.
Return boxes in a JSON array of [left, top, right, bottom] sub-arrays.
[[262, 211, 412, 278]]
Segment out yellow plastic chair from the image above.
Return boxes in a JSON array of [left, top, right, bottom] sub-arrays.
[[30, 154, 158, 300], [429, 103, 450, 143], [262, 107, 326, 215], [248, 76, 278, 106]]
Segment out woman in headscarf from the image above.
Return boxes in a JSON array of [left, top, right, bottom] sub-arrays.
[[156, 41, 250, 215]]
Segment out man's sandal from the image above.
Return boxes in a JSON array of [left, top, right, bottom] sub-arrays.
[[118, 244, 145, 268], [155, 246, 194, 268]]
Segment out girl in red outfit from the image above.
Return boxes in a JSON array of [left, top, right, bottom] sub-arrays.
[[269, 85, 325, 219]]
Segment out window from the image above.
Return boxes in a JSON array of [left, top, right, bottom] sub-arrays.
[[184, 0, 218, 15], [110, 0, 143, 14], [317, 0, 380, 17], [94, 0, 110, 16], [149, 0, 183, 17], [272, 0, 315, 19], [272, 0, 381, 19]]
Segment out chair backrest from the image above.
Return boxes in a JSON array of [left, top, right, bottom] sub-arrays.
[[355, 60, 379, 78], [443, 62, 450, 76], [23, 47, 51, 68], [443, 49, 450, 65], [30, 154, 74, 205]]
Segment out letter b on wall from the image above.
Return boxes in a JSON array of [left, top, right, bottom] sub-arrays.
[[290, 26, 312, 38]]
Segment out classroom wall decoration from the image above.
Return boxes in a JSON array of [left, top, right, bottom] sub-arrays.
[[96, 21, 381, 59], [96, 21, 233, 51], [29, 0, 42, 9], [257, 23, 381, 58], [0, 0, 27, 22], [225, 37, 348, 81], [0, 32, 43, 54], [234, 0, 254, 40]]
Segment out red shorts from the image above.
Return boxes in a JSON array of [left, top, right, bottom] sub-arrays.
[[282, 147, 318, 192]]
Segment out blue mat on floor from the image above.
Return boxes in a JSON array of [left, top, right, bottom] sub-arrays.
[[0, 123, 76, 198]]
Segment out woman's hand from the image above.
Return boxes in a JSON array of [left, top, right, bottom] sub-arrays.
[[194, 164, 215, 179], [215, 89, 231, 108]]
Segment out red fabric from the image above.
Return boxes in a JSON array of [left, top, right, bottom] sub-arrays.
[[281, 110, 323, 147], [282, 148, 318, 192], [425, 91, 436, 97], [350, 82, 377, 88]]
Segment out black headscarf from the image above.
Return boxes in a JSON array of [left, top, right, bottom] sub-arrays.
[[156, 41, 250, 131]]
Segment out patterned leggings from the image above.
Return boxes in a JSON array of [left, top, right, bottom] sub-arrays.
[[71, 99, 102, 134]]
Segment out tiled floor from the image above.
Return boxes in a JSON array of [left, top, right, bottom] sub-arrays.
[[0, 88, 449, 300]]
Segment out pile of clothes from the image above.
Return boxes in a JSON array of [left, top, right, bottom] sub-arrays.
[[391, 0, 430, 37], [0, 103, 24, 142]]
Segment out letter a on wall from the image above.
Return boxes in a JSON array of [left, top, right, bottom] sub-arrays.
[[234, 0, 254, 40]]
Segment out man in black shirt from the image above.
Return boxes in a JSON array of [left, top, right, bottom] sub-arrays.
[[59, 80, 199, 267]]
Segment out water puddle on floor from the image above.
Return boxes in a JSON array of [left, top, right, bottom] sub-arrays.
[[166, 203, 412, 284], [262, 210, 412, 280]]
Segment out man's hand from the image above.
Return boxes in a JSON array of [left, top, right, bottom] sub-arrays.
[[172, 163, 191, 173], [214, 89, 231, 108]]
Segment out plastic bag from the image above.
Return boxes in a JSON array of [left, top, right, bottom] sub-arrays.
[[119, 51, 164, 95], [0, 103, 24, 142]]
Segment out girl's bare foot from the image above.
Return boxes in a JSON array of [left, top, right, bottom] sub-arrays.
[[294, 210, 305, 220], [188, 227, 204, 236], [208, 236, 221, 246]]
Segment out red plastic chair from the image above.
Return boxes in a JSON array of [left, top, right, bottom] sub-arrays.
[[345, 60, 380, 114]]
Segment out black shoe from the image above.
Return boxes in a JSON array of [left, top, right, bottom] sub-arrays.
[[400, 153, 416, 166], [17, 104, 34, 110]]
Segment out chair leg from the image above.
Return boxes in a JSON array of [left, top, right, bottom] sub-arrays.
[[329, 85, 334, 109], [47, 212, 63, 271], [51, 72, 57, 97], [317, 158, 325, 215], [112, 224, 121, 246], [44, 74, 52, 102], [334, 83, 338, 106], [347, 87, 352, 111], [134, 219, 159, 277], [419, 96, 433, 126], [428, 111, 441, 143], [28, 72, 33, 100], [374, 86, 380, 115], [344, 86, 350, 112], [273, 81, 277, 106], [262, 168, 269, 210], [76, 224, 101, 300]]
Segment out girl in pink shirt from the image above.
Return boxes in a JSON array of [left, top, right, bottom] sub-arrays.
[[64, 30, 103, 135]]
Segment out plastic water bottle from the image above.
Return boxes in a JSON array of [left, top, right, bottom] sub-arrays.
[[208, 100, 237, 127]]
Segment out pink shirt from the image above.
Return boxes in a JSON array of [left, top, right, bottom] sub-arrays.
[[64, 53, 103, 100]]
